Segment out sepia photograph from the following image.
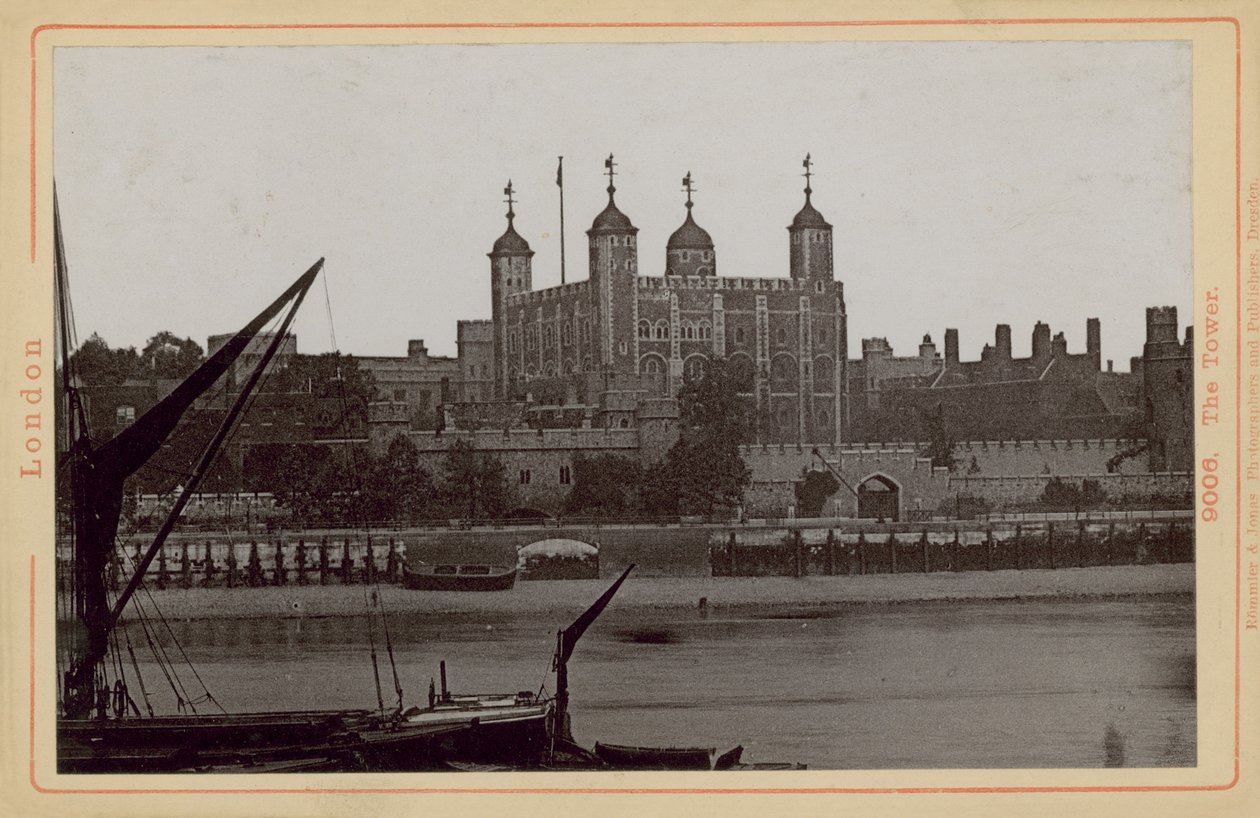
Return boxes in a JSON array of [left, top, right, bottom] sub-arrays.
[[47, 37, 1199, 777]]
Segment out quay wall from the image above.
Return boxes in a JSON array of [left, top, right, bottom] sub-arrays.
[[71, 513, 1193, 589]]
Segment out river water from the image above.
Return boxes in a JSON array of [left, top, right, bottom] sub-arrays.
[[129, 593, 1195, 769]]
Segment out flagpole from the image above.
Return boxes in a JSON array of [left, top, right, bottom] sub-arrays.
[[557, 156, 566, 285]]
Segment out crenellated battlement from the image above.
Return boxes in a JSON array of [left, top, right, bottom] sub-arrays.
[[637, 275, 817, 293], [505, 279, 593, 307], [406, 426, 640, 452]]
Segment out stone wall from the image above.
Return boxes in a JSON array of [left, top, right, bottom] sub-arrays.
[[953, 438, 1146, 476], [949, 471, 1192, 505]]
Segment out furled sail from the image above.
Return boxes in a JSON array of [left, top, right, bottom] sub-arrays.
[[57, 199, 323, 717]]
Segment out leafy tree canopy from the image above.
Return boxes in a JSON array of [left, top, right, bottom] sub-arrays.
[[646, 357, 753, 517], [438, 439, 514, 521], [68, 333, 141, 386], [795, 468, 841, 518], [140, 331, 205, 380], [268, 352, 377, 432], [920, 403, 957, 470], [563, 453, 644, 519]]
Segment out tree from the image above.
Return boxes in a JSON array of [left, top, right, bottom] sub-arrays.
[[795, 468, 840, 518], [139, 331, 205, 380], [647, 357, 753, 517], [920, 403, 957, 470], [1039, 477, 1108, 511], [363, 434, 436, 523], [262, 443, 348, 525], [677, 357, 754, 445], [68, 333, 140, 385], [563, 453, 644, 518], [269, 352, 377, 434], [438, 439, 513, 520]]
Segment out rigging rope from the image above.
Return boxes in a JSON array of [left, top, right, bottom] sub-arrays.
[[321, 265, 401, 716]]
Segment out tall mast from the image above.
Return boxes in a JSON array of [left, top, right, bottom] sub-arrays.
[[60, 229, 323, 718]]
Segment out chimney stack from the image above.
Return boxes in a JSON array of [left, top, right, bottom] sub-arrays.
[[995, 324, 1012, 360], [945, 328, 959, 364], [1031, 322, 1051, 360]]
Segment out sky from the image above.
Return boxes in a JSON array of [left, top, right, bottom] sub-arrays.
[[52, 41, 1191, 369]]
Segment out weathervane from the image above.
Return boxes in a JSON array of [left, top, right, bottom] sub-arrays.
[[503, 179, 516, 222], [682, 171, 695, 210], [604, 153, 617, 195], [802, 153, 813, 199]]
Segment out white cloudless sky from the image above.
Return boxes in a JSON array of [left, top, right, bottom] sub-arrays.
[[53, 41, 1191, 369]]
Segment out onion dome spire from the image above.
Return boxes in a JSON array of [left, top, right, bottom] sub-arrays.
[[791, 152, 831, 229], [491, 179, 533, 255], [667, 171, 714, 251], [666, 170, 715, 276], [590, 153, 636, 232]]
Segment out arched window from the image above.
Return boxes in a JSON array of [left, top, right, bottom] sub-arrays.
[[734, 327, 746, 345], [642, 356, 662, 375], [699, 321, 712, 341], [683, 322, 695, 341], [581, 320, 591, 344], [775, 327, 787, 346], [729, 354, 755, 392], [770, 354, 797, 392], [543, 361, 556, 377], [654, 320, 669, 340], [683, 356, 707, 382], [814, 356, 834, 390], [543, 326, 554, 347], [815, 280, 825, 293], [637, 319, 652, 339], [562, 323, 573, 346]]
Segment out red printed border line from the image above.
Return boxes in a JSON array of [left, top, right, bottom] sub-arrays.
[[26, 15, 1243, 796]]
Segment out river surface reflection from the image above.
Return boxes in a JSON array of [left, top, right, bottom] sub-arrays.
[[130, 594, 1195, 769]]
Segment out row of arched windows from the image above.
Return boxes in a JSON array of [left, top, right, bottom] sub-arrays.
[[771, 406, 831, 431], [724, 324, 832, 347], [511, 319, 592, 354], [636, 319, 713, 341], [512, 357, 593, 381]]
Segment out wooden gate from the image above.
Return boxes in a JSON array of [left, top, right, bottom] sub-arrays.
[[856, 475, 900, 522]]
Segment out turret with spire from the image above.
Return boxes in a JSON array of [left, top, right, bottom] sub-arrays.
[[489, 179, 535, 398], [665, 171, 716, 276], [788, 153, 834, 280], [586, 154, 639, 373]]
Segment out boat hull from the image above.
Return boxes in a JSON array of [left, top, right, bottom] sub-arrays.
[[401, 566, 517, 592], [58, 710, 467, 774], [594, 742, 716, 770], [405, 698, 553, 767]]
